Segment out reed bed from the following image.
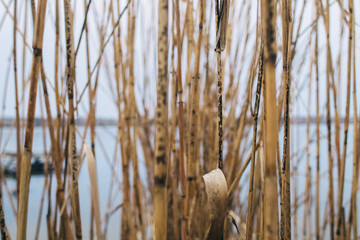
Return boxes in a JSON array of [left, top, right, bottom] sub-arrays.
[[0, 0, 359, 239]]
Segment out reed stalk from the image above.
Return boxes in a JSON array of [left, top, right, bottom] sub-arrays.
[[324, 0, 335, 238], [245, 43, 263, 240], [54, 0, 62, 169], [227, 78, 251, 187], [0, 119, 17, 220], [16, 0, 47, 238], [34, 87, 49, 240], [315, 12, 320, 239], [292, 162, 298, 240], [185, 0, 204, 230], [228, 143, 259, 200], [349, 15, 358, 238], [226, 18, 256, 186], [85, 0, 96, 236], [13, 0, 21, 202], [63, 0, 82, 238], [118, 112, 131, 240], [40, 62, 73, 239], [174, 0, 185, 195], [0, 0, 31, 50], [112, 4, 132, 236], [304, 40, 313, 237], [29, 0, 35, 24], [167, 38, 178, 238], [126, 3, 145, 238], [214, 0, 229, 170], [84, 1, 99, 239], [261, 0, 279, 238], [154, 0, 169, 238], [52, 5, 64, 230], [184, 1, 194, 152], [336, 0, 353, 238], [202, 12, 214, 174], [280, 0, 292, 238], [46, 168, 54, 240], [0, 169, 10, 239], [174, 1, 186, 238], [20, 0, 28, 148]]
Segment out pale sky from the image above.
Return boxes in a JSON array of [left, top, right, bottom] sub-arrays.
[[0, 0, 359, 120]]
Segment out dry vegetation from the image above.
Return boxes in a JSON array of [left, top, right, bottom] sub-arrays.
[[0, 0, 359, 239]]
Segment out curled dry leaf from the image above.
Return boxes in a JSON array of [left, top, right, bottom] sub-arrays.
[[228, 210, 246, 239], [203, 169, 228, 240], [84, 143, 102, 240]]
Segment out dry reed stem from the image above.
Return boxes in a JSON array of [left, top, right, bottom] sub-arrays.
[[167, 42, 179, 238], [126, 4, 145, 238], [118, 113, 131, 240], [290, 0, 306, 62], [245, 43, 263, 240], [334, 16, 343, 173], [75, 0, 92, 56], [63, 0, 82, 238], [29, 0, 35, 23], [46, 159, 54, 240], [13, 0, 21, 202], [228, 143, 259, 200], [276, 139, 282, 198], [315, 9, 320, 239], [154, 0, 169, 238], [227, 80, 250, 187], [89, 0, 130, 76], [226, 18, 256, 185], [0, 0, 31, 51], [0, 172, 10, 239], [336, 0, 353, 238], [16, 0, 47, 238], [40, 63, 73, 239], [174, 0, 185, 195], [168, 8, 178, 238], [202, 10, 215, 174], [111, 6, 132, 237], [304, 35, 314, 238], [46, 205, 54, 239], [349, 15, 358, 238], [214, 0, 229, 170], [0, 0, 13, 30], [261, 0, 280, 238], [0, 123, 18, 219], [178, 80, 187, 237], [184, 1, 194, 146], [85, 0, 98, 237], [323, 0, 335, 238], [54, 0, 62, 171], [120, 2, 136, 238], [75, 0, 130, 107], [20, 0, 28, 151], [185, 0, 204, 232], [34, 93, 49, 240], [280, 0, 292, 238], [126, 2, 146, 239], [84, 1, 96, 238], [0, 57, 16, 237]]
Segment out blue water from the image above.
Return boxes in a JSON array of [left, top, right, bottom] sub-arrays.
[[1, 123, 359, 239], [2, 126, 127, 239]]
